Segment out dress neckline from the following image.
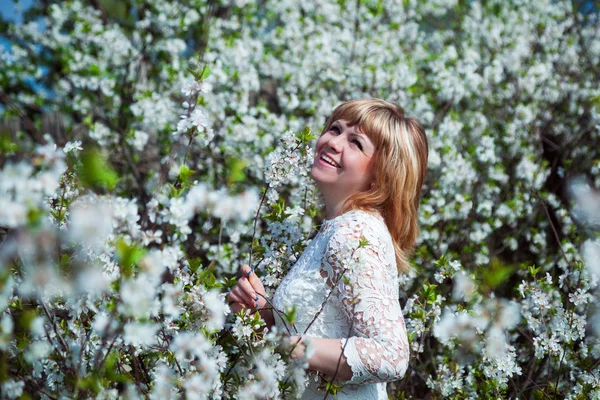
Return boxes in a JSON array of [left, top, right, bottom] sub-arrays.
[[322, 209, 383, 227]]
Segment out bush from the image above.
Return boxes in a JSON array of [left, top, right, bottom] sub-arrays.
[[0, 0, 599, 398]]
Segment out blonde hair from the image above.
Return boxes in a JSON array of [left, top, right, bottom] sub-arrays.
[[321, 99, 428, 273]]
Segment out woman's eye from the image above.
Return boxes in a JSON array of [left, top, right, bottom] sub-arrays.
[[330, 126, 341, 134], [353, 140, 363, 150]]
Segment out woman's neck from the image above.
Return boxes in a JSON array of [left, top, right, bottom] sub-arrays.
[[322, 190, 349, 220]]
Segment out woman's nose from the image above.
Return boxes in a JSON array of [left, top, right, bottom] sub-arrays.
[[327, 133, 345, 152]]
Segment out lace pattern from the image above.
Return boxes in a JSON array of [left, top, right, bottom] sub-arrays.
[[272, 210, 410, 398]]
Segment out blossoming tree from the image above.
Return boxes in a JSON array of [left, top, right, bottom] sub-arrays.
[[1, 0, 599, 398]]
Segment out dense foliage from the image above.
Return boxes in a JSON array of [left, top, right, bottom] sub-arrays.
[[1, 0, 599, 398]]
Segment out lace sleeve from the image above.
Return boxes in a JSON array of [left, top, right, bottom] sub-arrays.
[[323, 212, 410, 384]]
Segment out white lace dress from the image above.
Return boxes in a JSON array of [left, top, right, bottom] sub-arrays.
[[272, 209, 410, 399]]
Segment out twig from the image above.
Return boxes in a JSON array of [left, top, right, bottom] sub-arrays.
[[0, 90, 44, 143], [97, 335, 118, 371], [54, 175, 69, 227], [90, 0, 108, 25], [257, 293, 296, 335], [15, 372, 59, 400], [348, 0, 361, 63], [288, 248, 362, 366], [172, 133, 196, 189], [553, 349, 567, 399], [40, 302, 69, 355], [523, 375, 553, 400], [538, 194, 583, 398], [324, 301, 356, 399], [118, 356, 150, 399], [93, 112, 148, 200], [78, 323, 93, 371], [248, 183, 270, 270], [538, 195, 573, 270], [431, 97, 454, 130], [297, 266, 348, 342], [226, 328, 252, 366], [157, 327, 184, 375], [281, 245, 361, 388], [93, 309, 120, 370]]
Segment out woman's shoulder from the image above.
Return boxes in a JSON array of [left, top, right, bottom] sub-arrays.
[[324, 209, 396, 272], [325, 209, 391, 243], [332, 208, 386, 227]]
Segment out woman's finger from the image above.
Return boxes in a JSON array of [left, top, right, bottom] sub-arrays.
[[230, 286, 255, 307], [229, 302, 246, 314], [248, 271, 265, 294], [237, 277, 258, 307], [241, 264, 265, 295], [239, 264, 253, 279], [227, 289, 243, 304]]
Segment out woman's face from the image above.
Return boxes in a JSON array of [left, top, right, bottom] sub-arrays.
[[311, 119, 376, 200]]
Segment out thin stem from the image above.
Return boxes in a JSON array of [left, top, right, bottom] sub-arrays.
[[256, 293, 296, 335], [538, 194, 583, 397], [173, 133, 196, 189], [288, 247, 361, 362], [248, 183, 270, 270], [41, 302, 69, 355], [97, 335, 118, 371], [324, 301, 356, 400]]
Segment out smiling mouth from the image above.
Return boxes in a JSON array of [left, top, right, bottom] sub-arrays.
[[320, 153, 341, 168]]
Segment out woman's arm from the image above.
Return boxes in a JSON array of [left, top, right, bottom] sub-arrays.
[[310, 215, 410, 384], [286, 260, 409, 384], [289, 336, 353, 380]]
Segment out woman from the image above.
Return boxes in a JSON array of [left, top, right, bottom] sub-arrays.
[[228, 99, 428, 399]]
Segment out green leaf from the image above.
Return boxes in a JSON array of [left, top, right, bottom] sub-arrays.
[[325, 382, 344, 395], [26, 207, 44, 228], [78, 148, 119, 190], [58, 253, 71, 275], [296, 126, 316, 144], [169, 183, 185, 198], [226, 157, 247, 186], [186, 67, 197, 78], [284, 305, 297, 326], [591, 93, 600, 111], [188, 257, 203, 273], [116, 239, 146, 278], [222, 276, 238, 290], [83, 114, 94, 128], [187, 65, 211, 82], [0, 131, 18, 154], [19, 310, 37, 331], [482, 258, 515, 290], [200, 65, 211, 80], [434, 254, 450, 268], [264, 198, 292, 222], [77, 373, 101, 396], [89, 64, 100, 76], [197, 267, 221, 290], [528, 265, 540, 278], [179, 164, 194, 183], [358, 236, 369, 248]]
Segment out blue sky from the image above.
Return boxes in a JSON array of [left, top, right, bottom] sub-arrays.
[[0, 0, 34, 49], [0, 0, 34, 23]]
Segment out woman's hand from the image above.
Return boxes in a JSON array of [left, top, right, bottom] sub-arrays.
[[227, 264, 267, 315], [289, 335, 306, 360]]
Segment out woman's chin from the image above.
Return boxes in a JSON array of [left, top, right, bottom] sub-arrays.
[[310, 168, 332, 186], [310, 165, 323, 182]]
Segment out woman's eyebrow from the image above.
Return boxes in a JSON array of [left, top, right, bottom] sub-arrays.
[[350, 131, 368, 139]]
